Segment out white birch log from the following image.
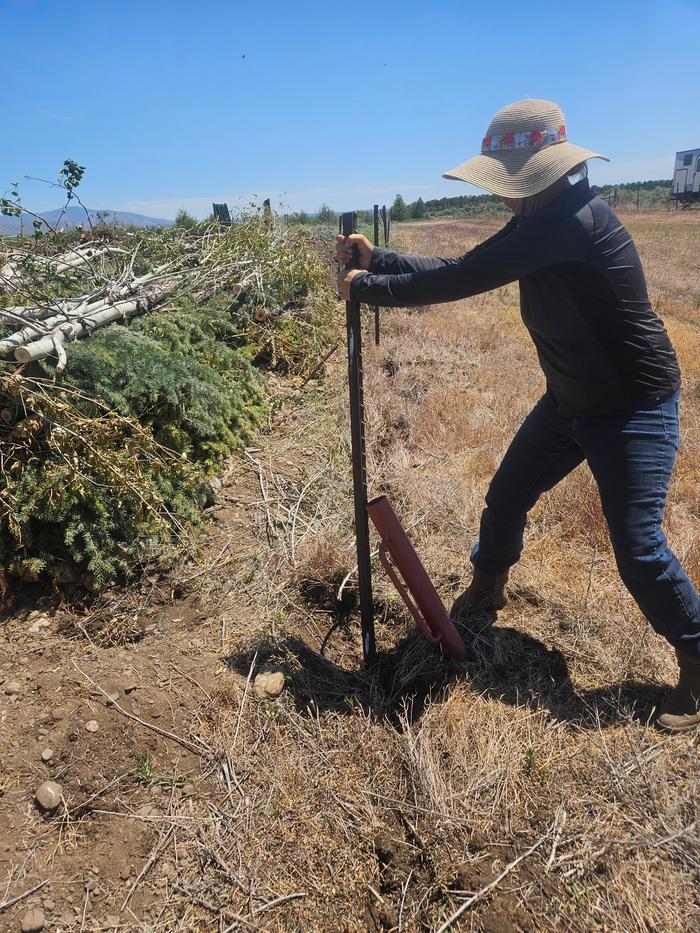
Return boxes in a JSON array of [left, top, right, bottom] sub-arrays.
[[0, 245, 128, 291], [0, 298, 84, 325], [52, 332, 68, 374], [0, 261, 21, 286], [0, 268, 170, 355], [14, 279, 179, 365], [0, 300, 96, 354]]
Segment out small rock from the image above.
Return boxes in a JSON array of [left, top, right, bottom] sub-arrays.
[[136, 804, 159, 818], [3, 680, 21, 695], [40, 748, 54, 762], [20, 907, 45, 931], [253, 670, 285, 699], [41, 899, 55, 912], [122, 674, 138, 694], [35, 780, 63, 812], [82, 573, 99, 592], [85, 720, 100, 733], [103, 917, 120, 930], [105, 692, 120, 706]]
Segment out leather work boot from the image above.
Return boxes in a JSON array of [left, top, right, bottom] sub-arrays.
[[656, 650, 700, 733], [450, 569, 509, 623]]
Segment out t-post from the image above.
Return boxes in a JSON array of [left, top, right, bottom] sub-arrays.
[[373, 204, 380, 345], [342, 210, 376, 664]]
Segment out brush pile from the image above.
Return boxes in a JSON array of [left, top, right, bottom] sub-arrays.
[[0, 215, 333, 588]]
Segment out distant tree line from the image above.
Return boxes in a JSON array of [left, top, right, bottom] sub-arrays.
[[394, 180, 675, 219], [261, 177, 677, 233], [395, 192, 508, 220], [590, 180, 672, 210], [284, 203, 337, 226]]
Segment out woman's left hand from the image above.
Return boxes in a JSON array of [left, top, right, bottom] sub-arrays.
[[339, 268, 363, 301]]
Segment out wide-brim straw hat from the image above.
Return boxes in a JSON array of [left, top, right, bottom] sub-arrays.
[[443, 99, 609, 198]]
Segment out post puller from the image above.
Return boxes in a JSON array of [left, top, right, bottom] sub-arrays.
[[342, 211, 376, 664], [342, 212, 466, 665], [366, 497, 467, 661]]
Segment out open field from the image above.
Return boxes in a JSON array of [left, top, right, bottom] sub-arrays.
[[1, 211, 699, 931]]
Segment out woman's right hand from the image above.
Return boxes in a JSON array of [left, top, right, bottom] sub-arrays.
[[336, 233, 373, 270]]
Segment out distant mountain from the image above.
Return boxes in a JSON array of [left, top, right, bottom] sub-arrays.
[[0, 206, 174, 236]]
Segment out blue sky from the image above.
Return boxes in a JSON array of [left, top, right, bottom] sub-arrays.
[[2, 0, 698, 219]]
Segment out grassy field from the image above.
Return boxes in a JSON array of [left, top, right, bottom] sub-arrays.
[[1, 210, 698, 931]]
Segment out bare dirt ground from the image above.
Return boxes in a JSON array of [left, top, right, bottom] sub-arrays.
[[1, 211, 699, 932]]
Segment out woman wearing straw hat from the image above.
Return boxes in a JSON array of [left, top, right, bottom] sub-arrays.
[[338, 99, 700, 732]]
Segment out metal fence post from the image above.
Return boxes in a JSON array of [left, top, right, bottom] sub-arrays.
[[212, 203, 232, 225], [342, 211, 376, 664], [372, 204, 380, 345]]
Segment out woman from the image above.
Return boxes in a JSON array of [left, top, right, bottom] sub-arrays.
[[337, 99, 700, 733]]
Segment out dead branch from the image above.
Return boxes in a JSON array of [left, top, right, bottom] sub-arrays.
[[0, 880, 50, 913], [72, 662, 211, 756], [435, 830, 551, 933]]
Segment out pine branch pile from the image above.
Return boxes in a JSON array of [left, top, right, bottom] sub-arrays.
[[0, 213, 334, 588]]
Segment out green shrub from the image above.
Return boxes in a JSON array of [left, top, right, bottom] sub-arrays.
[[56, 295, 267, 470], [0, 377, 202, 586], [0, 213, 333, 587]]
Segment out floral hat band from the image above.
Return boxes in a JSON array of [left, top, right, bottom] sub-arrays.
[[481, 124, 567, 153]]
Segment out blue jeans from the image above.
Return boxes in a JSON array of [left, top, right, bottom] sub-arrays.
[[471, 390, 700, 657]]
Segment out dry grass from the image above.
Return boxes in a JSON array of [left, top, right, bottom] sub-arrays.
[[163, 212, 700, 931]]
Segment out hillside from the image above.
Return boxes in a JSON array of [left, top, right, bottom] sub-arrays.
[[0, 211, 698, 931], [0, 206, 174, 236]]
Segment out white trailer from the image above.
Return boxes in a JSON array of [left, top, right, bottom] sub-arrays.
[[672, 149, 700, 206]]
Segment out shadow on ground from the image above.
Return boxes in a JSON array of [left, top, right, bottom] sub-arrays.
[[223, 612, 669, 732]]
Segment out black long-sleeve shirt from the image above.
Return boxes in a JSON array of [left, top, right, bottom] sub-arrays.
[[350, 179, 681, 417]]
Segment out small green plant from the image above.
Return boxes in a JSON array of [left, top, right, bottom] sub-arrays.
[[554, 880, 590, 916], [524, 747, 550, 785], [568, 882, 586, 903], [137, 755, 186, 788]]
